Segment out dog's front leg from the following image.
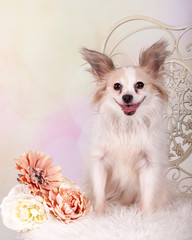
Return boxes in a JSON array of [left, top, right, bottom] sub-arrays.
[[139, 161, 162, 214], [92, 156, 107, 213]]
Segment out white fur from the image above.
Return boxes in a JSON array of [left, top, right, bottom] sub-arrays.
[[19, 198, 192, 240], [84, 66, 171, 214]]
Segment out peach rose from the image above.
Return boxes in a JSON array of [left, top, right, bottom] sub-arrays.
[[46, 182, 91, 223]]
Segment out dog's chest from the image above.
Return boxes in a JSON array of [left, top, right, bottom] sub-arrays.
[[102, 125, 146, 198], [103, 123, 148, 167]]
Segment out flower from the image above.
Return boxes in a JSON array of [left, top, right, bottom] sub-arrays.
[[0, 185, 48, 232], [45, 182, 91, 223], [14, 150, 63, 196], [1, 150, 92, 232]]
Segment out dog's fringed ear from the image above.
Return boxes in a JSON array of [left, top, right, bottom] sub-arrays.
[[81, 48, 115, 79], [139, 40, 170, 78]]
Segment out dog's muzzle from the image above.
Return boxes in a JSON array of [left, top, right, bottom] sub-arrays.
[[115, 97, 146, 116]]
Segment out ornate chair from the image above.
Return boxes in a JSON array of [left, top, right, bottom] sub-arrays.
[[101, 16, 192, 197]]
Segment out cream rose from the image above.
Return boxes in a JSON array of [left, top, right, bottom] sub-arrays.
[[0, 184, 48, 232]]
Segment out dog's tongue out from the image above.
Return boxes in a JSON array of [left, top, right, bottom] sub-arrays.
[[122, 105, 138, 115], [115, 97, 145, 116], [121, 99, 145, 116]]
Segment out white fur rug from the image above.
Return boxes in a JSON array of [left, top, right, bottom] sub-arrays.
[[19, 197, 192, 240]]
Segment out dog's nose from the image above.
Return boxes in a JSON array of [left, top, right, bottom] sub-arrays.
[[122, 94, 133, 104]]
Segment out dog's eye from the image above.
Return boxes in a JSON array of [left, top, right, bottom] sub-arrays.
[[135, 82, 144, 89], [114, 83, 122, 91]]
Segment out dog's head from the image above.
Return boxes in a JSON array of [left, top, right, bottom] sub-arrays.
[[81, 40, 169, 116]]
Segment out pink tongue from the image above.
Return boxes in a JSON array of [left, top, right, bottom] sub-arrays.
[[122, 105, 137, 112]]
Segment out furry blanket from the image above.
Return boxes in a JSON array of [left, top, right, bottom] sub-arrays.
[[19, 197, 192, 240]]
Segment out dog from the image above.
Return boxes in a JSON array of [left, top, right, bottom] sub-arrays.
[[81, 40, 172, 214]]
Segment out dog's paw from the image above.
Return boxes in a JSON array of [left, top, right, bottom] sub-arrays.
[[139, 201, 157, 215], [94, 200, 106, 214]]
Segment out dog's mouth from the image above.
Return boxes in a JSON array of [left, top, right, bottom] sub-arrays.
[[115, 97, 146, 116]]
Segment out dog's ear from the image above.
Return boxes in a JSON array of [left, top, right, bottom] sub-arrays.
[[81, 48, 115, 79], [139, 40, 170, 78]]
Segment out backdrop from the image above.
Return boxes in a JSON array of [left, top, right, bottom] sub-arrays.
[[0, 0, 191, 239]]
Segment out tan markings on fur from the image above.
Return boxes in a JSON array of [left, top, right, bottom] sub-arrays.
[[135, 66, 168, 102], [151, 83, 168, 102], [107, 68, 128, 87], [139, 40, 170, 79], [81, 48, 114, 79], [92, 81, 107, 104], [92, 68, 125, 105]]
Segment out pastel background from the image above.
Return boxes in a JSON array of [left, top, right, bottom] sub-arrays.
[[0, 0, 191, 239]]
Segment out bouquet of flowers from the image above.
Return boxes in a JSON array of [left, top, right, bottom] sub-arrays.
[[0, 150, 91, 232]]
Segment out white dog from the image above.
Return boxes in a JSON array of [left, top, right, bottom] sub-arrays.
[[82, 40, 172, 214]]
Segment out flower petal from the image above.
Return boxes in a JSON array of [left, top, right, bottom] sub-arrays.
[[46, 166, 62, 176], [35, 155, 52, 169]]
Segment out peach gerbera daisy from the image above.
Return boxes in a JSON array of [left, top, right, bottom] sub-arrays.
[[14, 150, 63, 196]]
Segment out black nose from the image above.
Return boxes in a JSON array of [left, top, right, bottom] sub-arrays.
[[122, 94, 133, 104]]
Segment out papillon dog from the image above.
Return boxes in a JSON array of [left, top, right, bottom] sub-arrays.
[[81, 40, 172, 214]]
